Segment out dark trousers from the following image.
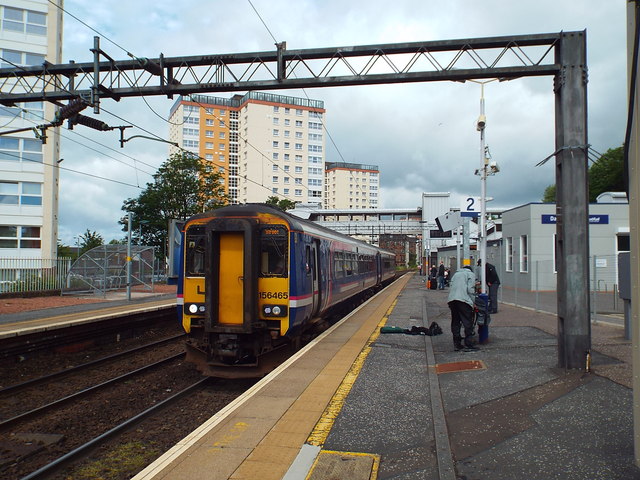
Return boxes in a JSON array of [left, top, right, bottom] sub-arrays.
[[448, 300, 475, 347], [488, 283, 499, 313]]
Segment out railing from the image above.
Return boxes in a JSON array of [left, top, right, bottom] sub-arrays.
[[0, 257, 72, 294], [496, 255, 624, 320]]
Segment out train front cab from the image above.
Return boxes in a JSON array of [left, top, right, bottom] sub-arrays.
[[183, 214, 312, 377]]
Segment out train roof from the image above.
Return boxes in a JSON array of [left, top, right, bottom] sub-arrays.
[[187, 204, 395, 256]]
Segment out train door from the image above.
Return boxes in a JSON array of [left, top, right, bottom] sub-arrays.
[[376, 252, 382, 284], [307, 241, 320, 315], [206, 219, 258, 332], [217, 233, 244, 325]]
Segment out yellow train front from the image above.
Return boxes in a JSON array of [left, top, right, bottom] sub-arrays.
[[178, 204, 395, 378]]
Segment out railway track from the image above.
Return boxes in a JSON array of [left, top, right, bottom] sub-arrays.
[[0, 343, 242, 480]]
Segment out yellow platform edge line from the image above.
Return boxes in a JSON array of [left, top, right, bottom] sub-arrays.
[[305, 287, 402, 447]]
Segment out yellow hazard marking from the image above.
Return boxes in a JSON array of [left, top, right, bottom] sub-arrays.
[[306, 299, 398, 447], [208, 421, 249, 450]]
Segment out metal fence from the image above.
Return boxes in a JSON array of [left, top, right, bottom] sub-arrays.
[[497, 255, 624, 321], [63, 245, 156, 296], [0, 257, 72, 294]]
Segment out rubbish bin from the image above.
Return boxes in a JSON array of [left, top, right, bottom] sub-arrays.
[[475, 293, 490, 344]]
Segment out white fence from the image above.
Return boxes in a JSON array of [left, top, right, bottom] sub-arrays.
[[0, 257, 72, 294]]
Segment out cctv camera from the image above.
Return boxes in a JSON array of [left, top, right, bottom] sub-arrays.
[[476, 114, 486, 131]]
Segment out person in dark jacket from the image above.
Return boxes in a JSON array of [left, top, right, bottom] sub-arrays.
[[437, 261, 446, 289], [478, 260, 501, 313]]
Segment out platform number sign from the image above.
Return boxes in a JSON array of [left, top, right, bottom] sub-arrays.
[[461, 196, 481, 217]]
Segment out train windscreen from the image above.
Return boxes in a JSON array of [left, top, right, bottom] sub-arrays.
[[185, 226, 205, 276], [260, 225, 288, 277]]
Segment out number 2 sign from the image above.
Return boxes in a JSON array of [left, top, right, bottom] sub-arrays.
[[461, 196, 481, 217]]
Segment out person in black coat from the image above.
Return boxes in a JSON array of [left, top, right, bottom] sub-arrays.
[[479, 260, 500, 313]]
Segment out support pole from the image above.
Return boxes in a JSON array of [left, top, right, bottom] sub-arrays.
[[554, 31, 590, 369], [127, 213, 132, 301]]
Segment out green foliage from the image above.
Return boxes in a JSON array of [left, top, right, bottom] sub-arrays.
[[265, 195, 297, 211], [57, 239, 74, 258], [120, 152, 228, 254], [541, 184, 556, 202], [588, 146, 624, 201], [79, 229, 104, 255], [541, 146, 624, 203]]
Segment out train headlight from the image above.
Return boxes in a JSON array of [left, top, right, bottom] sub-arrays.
[[262, 304, 287, 317], [188, 303, 205, 315]]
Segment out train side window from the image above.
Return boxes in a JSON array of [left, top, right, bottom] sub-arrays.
[[305, 245, 312, 277], [334, 251, 344, 278], [260, 225, 288, 277], [185, 226, 206, 276]]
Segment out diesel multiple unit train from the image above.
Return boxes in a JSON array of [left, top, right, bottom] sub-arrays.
[[177, 204, 396, 378]]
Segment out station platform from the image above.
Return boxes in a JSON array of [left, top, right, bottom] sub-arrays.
[[0, 293, 175, 340], [133, 273, 639, 480]]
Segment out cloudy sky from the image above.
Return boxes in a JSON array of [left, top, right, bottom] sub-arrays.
[[56, 0, 628, 244]]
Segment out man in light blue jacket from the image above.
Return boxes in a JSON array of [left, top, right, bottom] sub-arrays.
[[447, 265, 478, 351]]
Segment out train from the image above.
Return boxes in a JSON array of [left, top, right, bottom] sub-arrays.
[[177, 203, 396, 378]]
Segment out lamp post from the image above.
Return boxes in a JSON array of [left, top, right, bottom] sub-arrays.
[[474, 82, 499, 293]]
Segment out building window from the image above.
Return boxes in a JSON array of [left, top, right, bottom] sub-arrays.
[[284, 154, 290, 161], [219, 132, 226, 139], [295, 166, 303, 173], [284, 142, 290, 149], [205, 154, 213, 161], [219, 143, 225, 150], [0, 49, 44, 68], [296, 109, 303, 116], [519, 235, 528, 272], [183, 128, 198, 136], [273, 129, 279, 136], [295, 155, 302, 162], [0, 137, 43, 163], [284, 119, 290, 126], [184, 140, 199, 149], [284, 188, 290, 195], [205, 142, 213, 149], [295, 131, 303, 139], [205, 130, 213, 137], [295, 189, 303, 196], [505, 237, 513, 272], [0, 225, 40, 249], [273, 106, 280, 113], [220, 109, 226, 116], [308, 145, 322, 152], [273, 164, 279, 171], [219, 120, 225, 127], [273, 118, 280, 125], [219, 154, 226, 162], [272, 141, 279, 148], [273, 153, 279, 160], [2, 7, 46, 36], [295, 120, 303, 127], [273, 176, 278, 183], [295, 144, 303, 151], [205, 118, 214, 126]]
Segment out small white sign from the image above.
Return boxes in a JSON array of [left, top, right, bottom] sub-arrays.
[[460, 196, 481, 217], [596, 258, 607, 268]]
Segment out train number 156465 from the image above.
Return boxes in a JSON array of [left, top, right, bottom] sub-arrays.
[[259, 291, 289, 300]]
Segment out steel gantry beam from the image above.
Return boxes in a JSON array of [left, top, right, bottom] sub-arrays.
[[0, 32, 562, 106]]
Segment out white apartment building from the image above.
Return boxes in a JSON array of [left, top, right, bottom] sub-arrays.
[[0, 0, 63, 259], [324, 162, 380, 209], [168, 92, 326, 205]]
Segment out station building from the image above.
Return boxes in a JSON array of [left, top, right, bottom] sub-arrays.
[[168, 92, 326, 206], [0, 0, 63, 259], [435, 194, 630, 293]]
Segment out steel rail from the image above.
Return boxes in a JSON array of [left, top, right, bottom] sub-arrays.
[[0, 352, 184, 430], [19, 377, 210, 480], [0, 333, 185, 395]]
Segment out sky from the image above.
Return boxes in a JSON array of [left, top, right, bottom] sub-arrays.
[[55, 0, 629, 245]]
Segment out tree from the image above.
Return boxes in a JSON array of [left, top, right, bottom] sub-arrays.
[[79, 229, 104, 255], [542, 184, 556, 202], [120, 152, 228, 254], [588, 146, 624, 201], [540, 146, 624, 203], [57, 239, 73, 258], [265, 195, 297, 211]]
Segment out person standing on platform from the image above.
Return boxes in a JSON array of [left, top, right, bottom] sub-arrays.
[[437, 261, 446, 289], [478, 260, 501, 314], [447, 266, 479, 351]]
